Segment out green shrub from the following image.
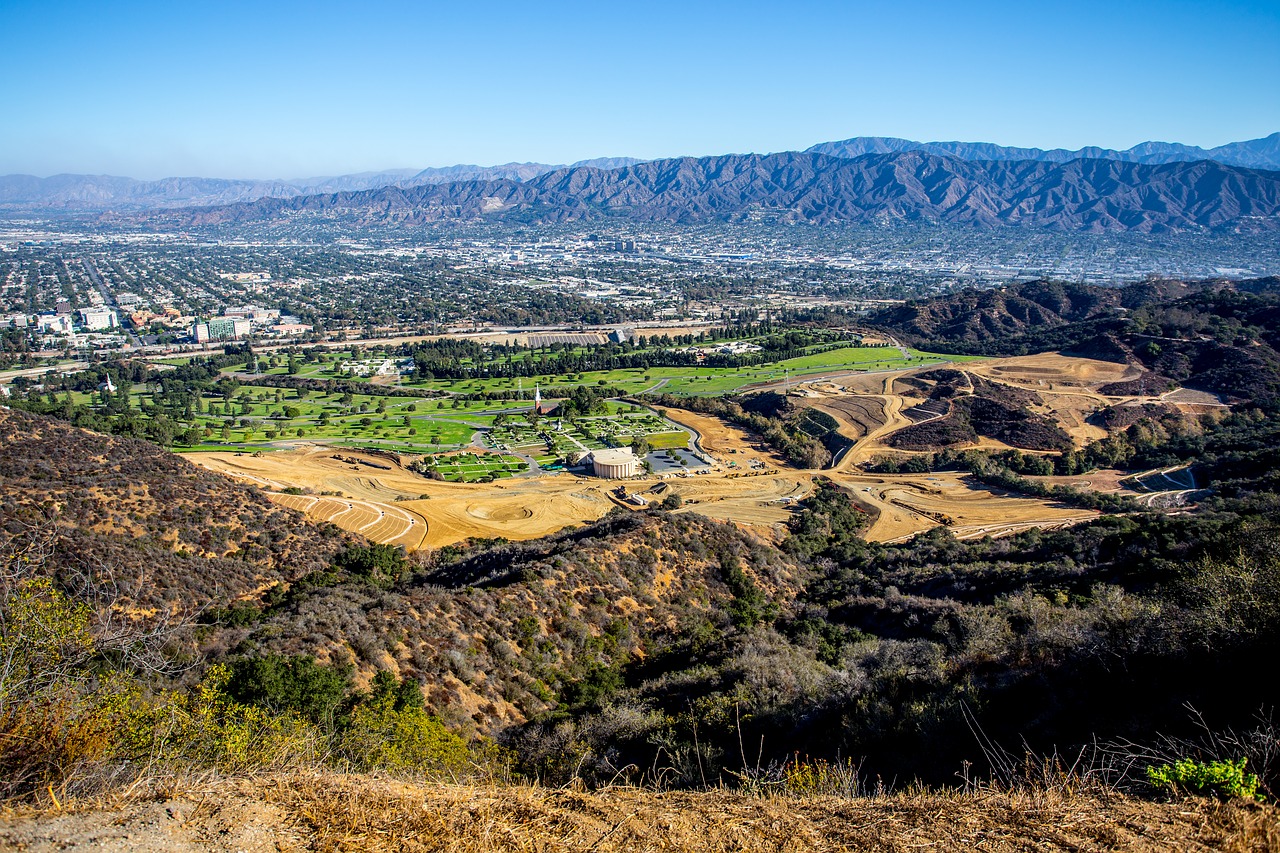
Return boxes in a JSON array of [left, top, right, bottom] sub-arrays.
[[120, 664, 321, 773], [1146, 757, 1263, 801], [337, 672, 470, 772], [225, 655, 351, 724], [335, 543, 409, 588]]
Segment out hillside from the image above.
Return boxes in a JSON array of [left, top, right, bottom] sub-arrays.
[[885, 368, 1073, 452], [149, 151, 1280, 232], [197, 509, 805, 728], [10, 133, 1278, 214], [0, 159, 645, 212], [865, 277, 1280, 404], [0, 407, 358, 611]]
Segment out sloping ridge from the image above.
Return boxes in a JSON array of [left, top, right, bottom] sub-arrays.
[[151, 150, 1280, 232]]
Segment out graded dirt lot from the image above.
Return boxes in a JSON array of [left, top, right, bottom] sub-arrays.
[[966, 353, 1140, 390], [398, 484, 614, 547], [827, 471, 1099, 542], [657, 407, 789, 469], [269, 493, 428, 549], [188, 447, 619, 549], [666, 473, 809, 531]]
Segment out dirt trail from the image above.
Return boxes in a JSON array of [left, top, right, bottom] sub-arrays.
[[834, 392, 914, 471]]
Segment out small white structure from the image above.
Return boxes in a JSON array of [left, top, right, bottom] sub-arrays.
[[588, 448, 639, 479]]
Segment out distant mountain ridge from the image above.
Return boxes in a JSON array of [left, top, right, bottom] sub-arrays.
[[156, 150, 1280, 233], [0, 157, 648, 212], [806, 133, 1280, 171], [4, 133, 1277, 214]]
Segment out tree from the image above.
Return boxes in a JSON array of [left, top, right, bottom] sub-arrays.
[[225, 655, 349, 725], [335, 544, 408, 588]]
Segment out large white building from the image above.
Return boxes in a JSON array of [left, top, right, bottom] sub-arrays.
[[193, 317, 252, 343], [78, 308, 118, 331], [36, 314, 73, 335], [588, 448, 640, 479]]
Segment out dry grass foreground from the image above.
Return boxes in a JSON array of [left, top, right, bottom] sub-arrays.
[[2, 773, 1277, 852]]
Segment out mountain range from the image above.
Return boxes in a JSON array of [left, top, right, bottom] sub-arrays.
[[155, 150, 1280, 233], [806, 132, 1280, 170], [0, 157, 646, 212], [3, 133, 1277, 216]]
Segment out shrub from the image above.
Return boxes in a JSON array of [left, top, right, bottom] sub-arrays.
[[337, 673, 471, 772], [1146, 757, 1263, 801], [120, 664, 322, 773], [334, 543, 409, 588], [780, 756, 863, 797]]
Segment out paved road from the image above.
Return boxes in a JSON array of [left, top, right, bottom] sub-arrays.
[[82, 259, 143, 348], [637, 377, 671, 395], [0, 361, 90, 382]]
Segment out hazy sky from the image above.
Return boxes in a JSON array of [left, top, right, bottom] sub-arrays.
[[2, 0, 1277, 179]]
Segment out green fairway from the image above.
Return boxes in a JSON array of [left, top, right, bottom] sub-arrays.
[[222, 345, 966, 399], [73, 341, 977, 457]]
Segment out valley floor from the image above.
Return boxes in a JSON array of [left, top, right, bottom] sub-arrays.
[[1, 773, 1275, 852]]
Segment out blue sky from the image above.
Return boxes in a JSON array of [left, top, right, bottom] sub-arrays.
[[2, 0, 1277, 179]]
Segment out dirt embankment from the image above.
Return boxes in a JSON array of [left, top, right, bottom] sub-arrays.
[[2, 773, 1275, 852]]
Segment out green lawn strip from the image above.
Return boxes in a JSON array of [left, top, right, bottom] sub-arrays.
[[643, 431, 691, 449]]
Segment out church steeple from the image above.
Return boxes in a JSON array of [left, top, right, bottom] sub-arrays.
[[534, 384, 542, 415]]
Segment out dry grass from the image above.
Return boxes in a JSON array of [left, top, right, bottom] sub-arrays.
[[2, 772, 1277, 852]]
